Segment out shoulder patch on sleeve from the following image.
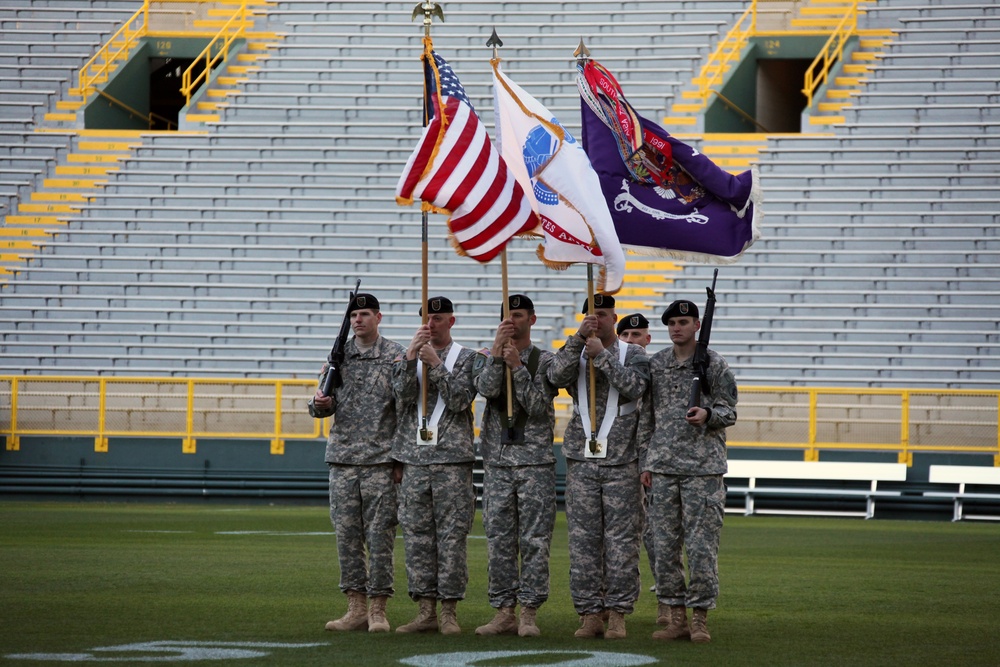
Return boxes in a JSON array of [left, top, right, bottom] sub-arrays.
[[473, 350, 489, 374]]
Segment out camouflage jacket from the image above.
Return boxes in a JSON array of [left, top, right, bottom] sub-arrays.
[[392, 341, 477, 465], [638, 347, 738, 476], [307, 335, 406, 466], [474, 344, 557, 467], [547, 335, 650, 465]]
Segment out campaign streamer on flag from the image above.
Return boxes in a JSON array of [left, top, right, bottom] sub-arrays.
[[577, 59, 762, 263], [395, 39, 538, 263], [492, 61, 626, 294]]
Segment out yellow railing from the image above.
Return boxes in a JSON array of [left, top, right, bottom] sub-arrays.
[[180, 1, 249, 105], [1, 376, 323, 456], [75, 3, 147, 102], [95, 89, 176, 130], [75, 0, 250, 105], [802, 0, 861, 107], [729, 386, 1000, 465], [693, 0, 863, 110], [694, 3, 756, 102], [5, 377, 995, 465]]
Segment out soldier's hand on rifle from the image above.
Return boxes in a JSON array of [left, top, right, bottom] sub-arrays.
[[313, 390, 333, 408], [685, 406, 709, 426]]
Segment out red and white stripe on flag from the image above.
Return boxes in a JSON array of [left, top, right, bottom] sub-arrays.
[[395, 57, 537, 263]]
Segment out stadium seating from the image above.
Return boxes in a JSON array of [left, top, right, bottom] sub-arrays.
[[0, 0, 997, 392]]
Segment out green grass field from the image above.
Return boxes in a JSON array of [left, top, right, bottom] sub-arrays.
[[1, 501, 999, 666]]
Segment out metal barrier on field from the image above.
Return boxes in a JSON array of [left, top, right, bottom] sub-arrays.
[[730, 387, 1000, 464], [1, 376, 322, 455], [2, 377, 998, 465]]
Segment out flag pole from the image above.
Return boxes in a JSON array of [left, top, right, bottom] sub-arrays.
[[586, 264, 599, 454], [488, 27, 517, 441], [502, 249, 515, 439], [414, 0, 444, 443], [575, 38, 600, 455]]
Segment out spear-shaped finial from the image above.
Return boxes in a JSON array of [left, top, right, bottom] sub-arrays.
[[486, 27, 503, 49], [411, 1, 444, 36], [574, 37, 591, 63], [487, 27, 503, 59]]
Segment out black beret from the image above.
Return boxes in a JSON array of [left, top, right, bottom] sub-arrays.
[[500, 293, 534, 318], [348, 293, 379, 314], [419, 296, 454, 316], [661, 299, 699, 324], [580, 294, 615, 314], [616, 313, 650, 336]]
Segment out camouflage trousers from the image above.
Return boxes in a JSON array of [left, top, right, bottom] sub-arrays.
[[649, 473, 726, 610], [398, 462, 475, 601], [481, 463, 556, 609], [328, 462, 399, 597], [641, 485, 657, 586], [564, 459, 642, 615]]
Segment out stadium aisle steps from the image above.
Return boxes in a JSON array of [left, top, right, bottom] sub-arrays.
[[1, 129, 144, 277]]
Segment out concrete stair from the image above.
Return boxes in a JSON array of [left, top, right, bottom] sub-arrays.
[[0, 129, 146, 277]]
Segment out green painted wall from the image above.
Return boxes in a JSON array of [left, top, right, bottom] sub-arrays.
[[705, 43, 760, 133], [83, 36, 212, 130], [84, 42, 152, 130], [704, 35, 839, 133]]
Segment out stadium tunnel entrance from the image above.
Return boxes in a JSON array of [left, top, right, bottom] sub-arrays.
[[704, 35, 844, 134], [82, 37, 228, 131]]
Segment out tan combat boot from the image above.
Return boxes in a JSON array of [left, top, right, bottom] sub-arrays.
[[475, 606, 517, 636], [325, 590, 368, 632], [604, 610, 627, 639], [656, 602, 671, 626], [395, 597, 438, 633], [690, 608, 711, 643], [367, 595, 390, 633], [518, 607, 540, 637], [652, 605, 690, 641], [574, 613, 604, 638], [439, 599, 461, 635]]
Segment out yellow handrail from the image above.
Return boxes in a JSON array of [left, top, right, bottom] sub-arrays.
[[695, 3, 756, 102], [76, 0, 149, 102], [727, 386, 1000, 465], [180, 0, 249, 105], [94, 88, 176, 130], [75, 1, 251, 108], [802, 0, 860, 107], [1, 376, 324, 455], [3, 377, 999, 464]]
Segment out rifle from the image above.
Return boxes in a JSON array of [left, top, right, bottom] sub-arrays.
[[687, 269, 719, 412], [319, 278, 362, 397]]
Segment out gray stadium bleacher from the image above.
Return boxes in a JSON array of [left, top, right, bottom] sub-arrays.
[[0, 0, 135, 214], [0, 0, 997, 389], [720, 0, 1000, 387]]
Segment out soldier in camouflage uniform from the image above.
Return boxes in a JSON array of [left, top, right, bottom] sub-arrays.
[[473, 294, 558, 638], [307, 293, 405, 634], [640, 299, 738, 644], [547, 294, 650, 640], [391, 296, 478, 636], [617, 313, 660, 609]]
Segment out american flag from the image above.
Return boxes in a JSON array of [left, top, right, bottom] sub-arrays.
[[396, 48, 538, 263]]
